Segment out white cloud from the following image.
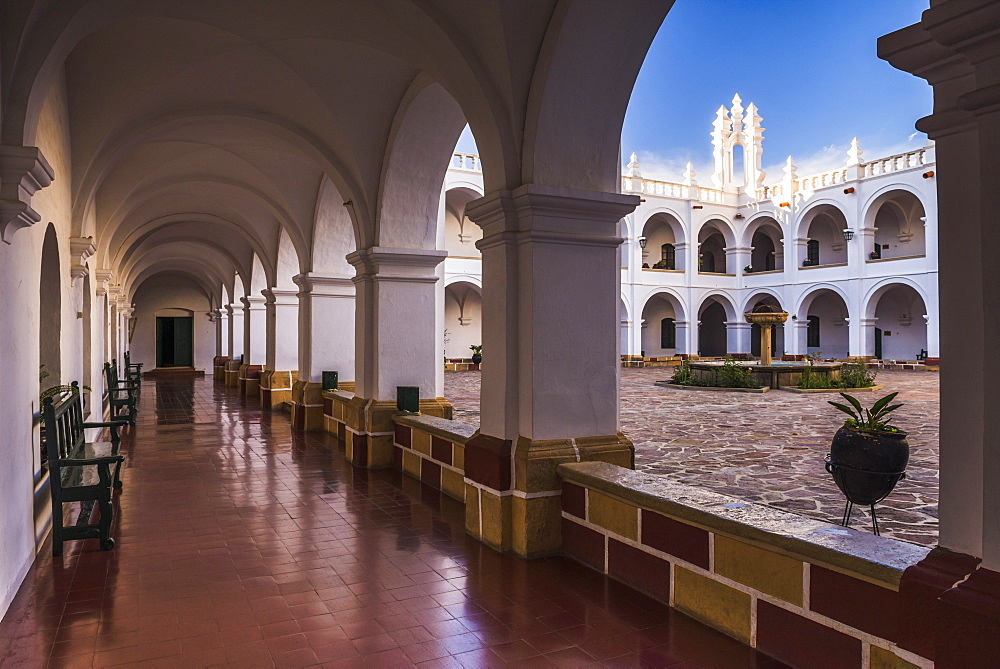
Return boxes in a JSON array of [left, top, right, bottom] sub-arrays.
[[625, 149, 714, 184]]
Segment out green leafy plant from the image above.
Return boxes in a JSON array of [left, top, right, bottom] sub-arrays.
[[671, 359, 696, 386], [829, 392, 903, 432], [469, 344, 483, 356], [840, 360, 877, 389], [39, 364, 51, 384], [799, 360, 836, 389], [40, 383, 92, 402], [716, 357, 758, 388]]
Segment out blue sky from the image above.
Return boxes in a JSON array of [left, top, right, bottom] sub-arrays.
[[456, 0, 931, 184]]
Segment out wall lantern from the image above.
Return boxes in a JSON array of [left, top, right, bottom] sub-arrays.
[[638, 236, 647, 249], [693, 205, 704, 210], [923, 171, 935, 179], [844, 187, 855, 194], [779, 202, 791, 208], [842, 228, 856, 241], [735, 213, 744, 219]]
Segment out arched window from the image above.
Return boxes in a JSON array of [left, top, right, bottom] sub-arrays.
[[660, 318, 676, 349], [806, 239, 820, 266], [807, 315, 821, 348], [661, 243, 675, 270]]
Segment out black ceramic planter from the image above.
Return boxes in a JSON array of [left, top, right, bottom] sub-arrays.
[[472, 354, 482, 365], [825, 426, 909, 533]]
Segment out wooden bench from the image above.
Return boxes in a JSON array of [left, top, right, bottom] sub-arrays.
[[104, 361, 138, 426], [42, 382, 127, 556], [124, 350, 142, 384]]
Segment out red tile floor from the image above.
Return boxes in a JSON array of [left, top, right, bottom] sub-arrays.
[[1, 376, 787, 668]]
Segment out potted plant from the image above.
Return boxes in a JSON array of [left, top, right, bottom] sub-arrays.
[[743, 264, 752, 274], [470, 344, 483, 365], [825, 392, 908, 532]]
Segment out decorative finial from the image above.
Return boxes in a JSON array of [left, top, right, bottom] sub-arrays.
[[846, 137, 863, 166], [784, 156, 797, 180], [626, 152, 641, 177], [683, 161, 696, 186], [732, 93, 742, 106]]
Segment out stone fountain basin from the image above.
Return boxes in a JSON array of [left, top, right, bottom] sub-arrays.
[[687, 361, 843, 389]]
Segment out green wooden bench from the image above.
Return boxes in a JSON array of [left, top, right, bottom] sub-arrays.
[[104, 361, 138, 426], [42, 382, 127, 556], [124, 350, 142, 384]]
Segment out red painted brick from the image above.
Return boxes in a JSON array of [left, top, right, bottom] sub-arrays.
[[431, 436, 452, 465], [937, 566, 1000, 667], [261, 388, 272, 405], [561, 518, 605, 572], [757, 600, 861, 668], [464, 433, 512, 490], [608, 539, 670, 603], [337, 422, 346, 443], [562, 483, 586, 519], [420, 458, 441, 488], [640, 509, 709, 569], [392, 445, 403, 470], [810, 565, 898, 641], [323, 397, 333, 416], [353, 433, 368, 467], [394, 424, 411, 448]]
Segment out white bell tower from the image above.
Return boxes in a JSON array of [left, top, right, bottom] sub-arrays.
[[711, 94, 766, 196]]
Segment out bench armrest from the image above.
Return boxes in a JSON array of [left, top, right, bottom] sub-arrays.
[[83, 420, 128, 428], [108, 385, 137, 391], [59, 455, 125, 467]]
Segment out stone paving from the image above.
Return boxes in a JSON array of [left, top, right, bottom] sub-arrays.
[[444, 369, 940, 547]]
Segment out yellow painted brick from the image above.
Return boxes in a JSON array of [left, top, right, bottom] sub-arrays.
[[870, 646, 920, 669], [453, 444, 465, 470], [441, 468, 465, 502], [588, 491, 638, 540], [479, 489, 511, 551], [465, 484, 480, 537], [412, 430, 431, 456], [402, 450, 421, 478], [674, 566, 751, 643], [713, 536, 803, 606]]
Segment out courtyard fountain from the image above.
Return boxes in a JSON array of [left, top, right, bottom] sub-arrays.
[[680, 305, 843, 389]]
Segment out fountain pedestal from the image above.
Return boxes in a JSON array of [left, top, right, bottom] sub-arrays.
[[744, 308, 788, 366]]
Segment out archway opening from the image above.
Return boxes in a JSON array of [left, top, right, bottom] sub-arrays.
[[870, 284, 927, 360], [641, 294, 682, 357], [749, 219, 783, 272], [641, 213, 684, 270], [871, 191, 926, 261], [443, 188, 482, 258], [698, 225, 728, 274], [748, 295, 785, 357], [444, 282, 482, 360], [698, 298, 728, 357], [803, 206, 848, 267], [39, 224, 62, 398], [803, 289, 850, 359], [155, 308, 195, 368]]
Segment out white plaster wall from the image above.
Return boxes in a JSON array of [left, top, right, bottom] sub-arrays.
[[443, 290, 482, 358], [875, 290, 928, 360], [0, 70, 79, 619], [131, 277, 214, 371]]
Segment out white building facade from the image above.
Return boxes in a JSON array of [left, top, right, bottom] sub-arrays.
[[443, 96, 939, 365]]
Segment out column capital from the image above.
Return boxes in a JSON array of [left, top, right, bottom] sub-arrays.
[[241, 295, 267, 310], [0, 145, 54, 244], [465, 184, 637, 249], [215, 308, 229, 320], [262, 288, 298, 306], [293, 272, 355, 296], [346, 247, 445, 283]]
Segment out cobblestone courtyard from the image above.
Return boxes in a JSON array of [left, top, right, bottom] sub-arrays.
[[444, 368, 939, 546]]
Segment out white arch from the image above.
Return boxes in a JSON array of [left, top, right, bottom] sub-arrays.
[[697, 291, 739, 321], [793, 283, 852, 319], [795, 199, 849, 240], [741, 289, 785, 314], [695, 215, 737, 247], [861, 183, 929, 229], [638, 287, 688, 323], [863, 277, 930, 320]]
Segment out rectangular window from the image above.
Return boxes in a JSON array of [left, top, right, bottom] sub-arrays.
[[661, 318, 676, 349], [806, 239, 820, 266], [807, 315, 820, 348], [661, 243, 675, 270]]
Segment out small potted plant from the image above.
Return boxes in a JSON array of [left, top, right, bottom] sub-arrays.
[[744, 264, 752, 274], [470, 344, 483, 365], [825, 392, 908, 531]]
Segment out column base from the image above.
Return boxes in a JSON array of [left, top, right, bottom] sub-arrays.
[[937, 566, 1000, 666], [259, 370, 295, 409], [224, 359, 241, 387], [238, 363, 262, 396], [213, 356, 229, 382], [897, 547, 981, 659], [291, 380, 324, 431], [465, 432, 634, 557]]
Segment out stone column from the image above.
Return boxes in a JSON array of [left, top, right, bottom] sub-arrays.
[[725, 246, 750, 275], [674, 320, 692, 356], [239, 295, 266, 396], [855, 317, 878, 359], [341, 248, 451, 466], [260, 289, 298, 409], [726, 321, 752, 356], [788, 319, 809, 357], [213, 308, 229, 382], [292, 273, 355, 430], [879, 8, 1000, 661], [463, 185, 637, 557], [225, 303, 243, 387]]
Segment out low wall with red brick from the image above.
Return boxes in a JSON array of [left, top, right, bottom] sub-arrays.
[[558, 461, 933, 668]]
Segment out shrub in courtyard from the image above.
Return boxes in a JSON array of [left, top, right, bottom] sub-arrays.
[[671, 359, 697, 386], [840, 361, 877, 388], [799, 360, 836, 389], [715, 357, 759, 389]]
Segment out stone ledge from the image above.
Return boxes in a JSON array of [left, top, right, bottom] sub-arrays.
[[393, 413, 477, 444], [557, 461, 929, 588], [781, 384, 885, 394], [322, 389, 355, 402], [654, 382, 769, 393]]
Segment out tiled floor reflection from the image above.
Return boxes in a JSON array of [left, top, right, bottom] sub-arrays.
[[1, 376, 786, 667]]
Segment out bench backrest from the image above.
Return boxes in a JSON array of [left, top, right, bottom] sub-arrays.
[[42, 383, 87, 488], [105, 361, 122, 388]]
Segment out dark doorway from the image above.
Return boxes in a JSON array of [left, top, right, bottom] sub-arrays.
[[750, 324, 776, 358], [874, 327, 883, 360], [157, 316, 193, 367], [699, 301, 728, 357]]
